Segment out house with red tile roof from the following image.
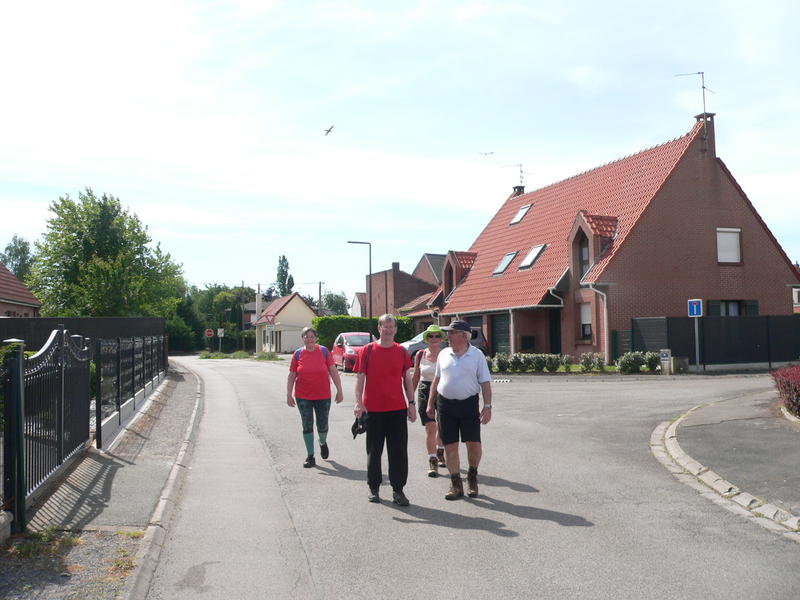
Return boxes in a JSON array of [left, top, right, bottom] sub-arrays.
[[349, 292, 366, 317], [428, 113, 800, 359], [253, 292, 316, 353], [0, 262, 41, 317]]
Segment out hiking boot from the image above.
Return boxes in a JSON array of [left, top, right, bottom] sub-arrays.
[[437, 448, 446, 467], [303, 455, 315, 468], [320, 443, 329, 460], [368, 487, 380, 503], [392, 490, 410, 507], [445, 475, 464, 500], [467, 467, 479, 497], [428, 457, 439, 478]]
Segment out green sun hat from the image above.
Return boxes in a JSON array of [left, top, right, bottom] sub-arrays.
[[422, 324, 447, 343]]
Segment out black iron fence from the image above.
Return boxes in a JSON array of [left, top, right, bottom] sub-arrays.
[[1, 327, 167, 532], [632, 315, 800, 368]]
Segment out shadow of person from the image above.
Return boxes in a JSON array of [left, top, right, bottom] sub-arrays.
[[383, 502, 518, 537], [315, 460, 367, 482], [471, 473, 538, 493], [469, 494, 593, 527]]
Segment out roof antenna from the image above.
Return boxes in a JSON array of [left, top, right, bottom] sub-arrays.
[[675, 71, 716, 151], [501, 163, 531, 185]]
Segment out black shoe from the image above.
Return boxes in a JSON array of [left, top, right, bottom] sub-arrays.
[[392, 490, 410, 507], [368, 487, 380, 503], [303, 455, 315, 468], [320, 443, 329, 459]]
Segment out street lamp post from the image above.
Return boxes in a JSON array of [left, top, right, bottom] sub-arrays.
[[347, 240, 372, 323]]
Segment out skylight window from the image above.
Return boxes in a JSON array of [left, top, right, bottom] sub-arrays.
[[509, 204, 532, 225], [493, 251, 518, 275], [519, 244, 546, 269]]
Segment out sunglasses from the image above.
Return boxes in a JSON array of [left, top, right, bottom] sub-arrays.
[[427, 334, 442, 338]]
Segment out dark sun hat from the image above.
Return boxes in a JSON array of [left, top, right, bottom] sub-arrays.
[[351, 413, 368, 438], [441, 319, 477, 339]]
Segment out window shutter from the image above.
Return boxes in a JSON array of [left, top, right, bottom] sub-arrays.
[[707, 301, 721, 316], [744, 300, 759, 316]]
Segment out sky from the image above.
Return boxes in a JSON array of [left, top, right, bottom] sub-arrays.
[[2, 0, 799, 303]]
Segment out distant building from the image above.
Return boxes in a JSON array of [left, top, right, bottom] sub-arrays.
[[253, 293, 317, 353], [0, 262, 41, 317]]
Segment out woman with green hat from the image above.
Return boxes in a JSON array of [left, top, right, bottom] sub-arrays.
[[411, 324, 447, 476]]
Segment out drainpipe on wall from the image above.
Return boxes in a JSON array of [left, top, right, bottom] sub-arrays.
[[509, 309, 516, 354], [587, 284, 609, 361], [547, 287, 564, 307]]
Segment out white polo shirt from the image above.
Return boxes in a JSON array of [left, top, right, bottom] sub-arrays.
[[435, 345, 491, 399]]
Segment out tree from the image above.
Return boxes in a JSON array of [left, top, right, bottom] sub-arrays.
[[0, 235, 35, 282], [28, 188, 185, 317], [276, 255, 294, 297], [322, 291, 349, 315]]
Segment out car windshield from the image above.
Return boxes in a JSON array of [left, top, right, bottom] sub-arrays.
[[345, 335, 370, 346]]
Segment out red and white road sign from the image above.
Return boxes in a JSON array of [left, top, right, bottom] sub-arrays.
[[264, 314, 276, 325], [205, 328, 214, 338]]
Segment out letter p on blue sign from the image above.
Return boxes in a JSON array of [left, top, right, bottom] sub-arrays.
[[688, 299, 703, 317]]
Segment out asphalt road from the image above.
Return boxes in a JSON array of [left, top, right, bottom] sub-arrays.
[[147, 357, 799, 600]]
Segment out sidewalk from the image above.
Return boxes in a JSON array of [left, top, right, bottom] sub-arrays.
[[0, 364, 201, 600]]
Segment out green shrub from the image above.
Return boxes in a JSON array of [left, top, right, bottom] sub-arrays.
[[493, 353, 510, 372], [593, 353, 605, 371], [544, 354, 561, 373], [561, 354, 574, 370], [508, 353, 525, 372], [521, 353, 536, 372], [644, 351, 660, 372], [255, 351, 280, 361], [312, 315, 412, 348], [580, 352, 594, 373], [617, 351, 645, 374], [230, 351, 250, 359], [485, 355, 494, 373], [530, 354, 546, 372]]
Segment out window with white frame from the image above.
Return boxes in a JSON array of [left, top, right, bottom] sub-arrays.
[[716, 227, 741, 263], [493, 251, 518, 275], [519, 244, 546, 269], [793, 288, 800, 304], [510, 204, 532, 225], [580, 302, 592, 339]]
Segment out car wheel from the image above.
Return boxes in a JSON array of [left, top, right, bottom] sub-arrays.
[[342, 361, 350, 373]]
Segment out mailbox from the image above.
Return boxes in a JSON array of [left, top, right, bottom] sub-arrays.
[[659, 349, 672, 375]]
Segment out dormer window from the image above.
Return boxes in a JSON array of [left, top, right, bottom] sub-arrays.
[[519, 244, 546, 270], [578, 233, 590, 276], [493, 251, 518, 275], [510, 204, 532, 225]]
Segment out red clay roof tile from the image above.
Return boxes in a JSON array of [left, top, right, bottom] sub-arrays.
[[0, 262, 41, 307]]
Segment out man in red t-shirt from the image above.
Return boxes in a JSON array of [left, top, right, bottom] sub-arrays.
[[355, 314, 416, 506]]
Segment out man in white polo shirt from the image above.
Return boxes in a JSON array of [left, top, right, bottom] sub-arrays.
[[426, 320, 492, 500]]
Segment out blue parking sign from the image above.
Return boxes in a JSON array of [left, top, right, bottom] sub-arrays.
[[688, 299, 703, 317]]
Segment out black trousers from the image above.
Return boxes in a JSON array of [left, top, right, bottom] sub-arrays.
[[365, 409, 408, 491]]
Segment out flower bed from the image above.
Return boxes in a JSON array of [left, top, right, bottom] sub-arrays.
[[771, 364, 800, 417]]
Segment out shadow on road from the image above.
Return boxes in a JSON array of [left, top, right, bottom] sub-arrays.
[[385, 502, 518, 537], [475, 473, 538, 493], [469, 495, 593, 527], [315, 460, 367, 481]]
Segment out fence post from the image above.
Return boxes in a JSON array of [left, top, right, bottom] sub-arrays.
[[57, 326, 65, 463], [116, 338, 122, 415], [131, 337, 136, 400], [94, 339, 103, 449], [141, 337, 146, 392], [3, 339, 27, 532]]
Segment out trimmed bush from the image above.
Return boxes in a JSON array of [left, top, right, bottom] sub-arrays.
[[530, 354, 546, 372], [644, 351, 660, 372], [508, 353, 525, 372], [771, 365, 800, 417], [255, 351, 280, 361], [544, 354, 561, 373], [580, 352, 594, 373], [311, 315, 413, 349], [493, 353, 510, 373], [617, 351, 645, 374], [561, 354, 574, 370], [593, 353, 606, 371], [521, 353, 536, 372], [485, 355, 494, 373], [230, 351, 251, 359]]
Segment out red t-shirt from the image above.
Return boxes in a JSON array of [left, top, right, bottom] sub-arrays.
[[355, 342, 412, 412], [290, 345, 334, 400]]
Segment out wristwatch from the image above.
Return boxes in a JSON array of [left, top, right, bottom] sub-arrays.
[[483, 404, 492, 409], [408, 400, 416, 405]]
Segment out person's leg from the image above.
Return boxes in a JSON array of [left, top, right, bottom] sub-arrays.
[[462, 396, 482, 497], [438, 397, 464, 499], [296, 399, 316, 467], [313, 399, 331, 458], [366, 411, 387, 495], [465, 442, 482, 467], [386, 409, 409, 494]]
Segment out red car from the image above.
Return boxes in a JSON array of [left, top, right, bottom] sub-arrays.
[[332, 332, 373, 372]]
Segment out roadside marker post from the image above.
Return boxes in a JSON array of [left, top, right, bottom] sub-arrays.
[[688, 299, 703, 372]]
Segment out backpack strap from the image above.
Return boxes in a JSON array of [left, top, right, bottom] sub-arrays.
[[363, 342, 374, 373], [296, 345, 329, 362], [294, 348, 303, 363], [321, 345, 329, 360]]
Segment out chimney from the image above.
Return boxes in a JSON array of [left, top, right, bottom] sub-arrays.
[[392, 262, 400, 273], [694, 112, 716, 157], [513, 185, 525, 196]]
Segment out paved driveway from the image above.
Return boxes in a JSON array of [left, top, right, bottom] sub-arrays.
[[148, 359, 799, 600]]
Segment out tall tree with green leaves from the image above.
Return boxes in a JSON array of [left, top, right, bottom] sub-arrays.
[[276, 255, 294, 297], [322, 291, 349, 315], [28, 188, 185, 317], [1, 234, 35, 282]]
